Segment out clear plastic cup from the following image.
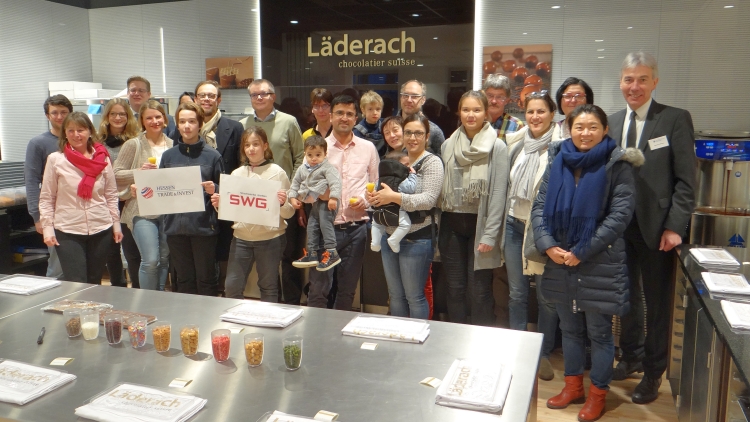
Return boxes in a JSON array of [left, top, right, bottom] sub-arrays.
[[127, 316, 147, 348], [152, 321, 171, 352], [104, 314, 123, 345], [244, 333, 264, 367], [80, 309, 100, 340], [180, 325, 199, 356], [283, 336, 303, 371], [63, 309, 81, 338], [211, 329, 231, 362]]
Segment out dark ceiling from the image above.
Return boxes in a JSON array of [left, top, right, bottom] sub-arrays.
[[45, 0, 474, 49]]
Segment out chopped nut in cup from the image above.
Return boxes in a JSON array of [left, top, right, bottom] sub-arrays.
[[244, 334, 264, 367], [180, 325, 199, 356]]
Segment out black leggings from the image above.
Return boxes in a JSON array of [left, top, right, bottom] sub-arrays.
[[55, 228, 113, 285]]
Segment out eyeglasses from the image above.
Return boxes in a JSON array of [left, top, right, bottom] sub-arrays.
[[196, 93, 218, 100], [399, 93, 424, 101], [109, 112, 127, 118], [333, 110, 356, 119], [486, 95, 508, 102], [47, 111, 69, 118], [562, 93, 587, 102], [404, 130, 426, 139], [128, 88, 147, 95], [312, 104, 330, 111], [250, 92, 274, 100]]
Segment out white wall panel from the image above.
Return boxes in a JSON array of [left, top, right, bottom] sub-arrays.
[[475, 0, 750, 131], [0, 0, 92, 161]]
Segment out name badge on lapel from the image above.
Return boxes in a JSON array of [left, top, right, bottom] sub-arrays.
[[648, 136, 669, 151]]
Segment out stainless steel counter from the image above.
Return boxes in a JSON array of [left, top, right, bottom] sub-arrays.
[[0, 278, 94, 320], [0, 284, 542, 421]]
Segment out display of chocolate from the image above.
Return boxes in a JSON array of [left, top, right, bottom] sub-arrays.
[[512, 67, 529, 83], [206, 67, 219, 82], [41, 299, 113, 314], [98, 310, 156, 326], [536, 62, 551, 77], [490, 50, 502, 62], [524, 75, 543, 86], [483, 61, 497, 75], [501, 59, 517, 73], [237, 78, 254, 88], [513, 47, 524, 59], [525, 55, 539, 69]]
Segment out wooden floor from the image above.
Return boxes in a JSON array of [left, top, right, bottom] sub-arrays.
[[536, 351, 678, 422]]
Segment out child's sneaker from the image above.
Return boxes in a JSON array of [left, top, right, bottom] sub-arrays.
[[293, 249, 318, 268], [316, 249, 341, 271]]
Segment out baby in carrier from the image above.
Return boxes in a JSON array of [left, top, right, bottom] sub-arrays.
[[370, 150, 417, 253]]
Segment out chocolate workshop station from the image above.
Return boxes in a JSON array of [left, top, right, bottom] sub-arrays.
[[0, 1, 749, 421]]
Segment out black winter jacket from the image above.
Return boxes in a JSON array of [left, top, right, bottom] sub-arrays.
[[531, 141, 644, 316], [159, 138, 224, 237]]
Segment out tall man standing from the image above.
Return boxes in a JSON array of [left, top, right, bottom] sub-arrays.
[[608, 52, 696, 404], [306, 95, 379, 310], [483, 74, 525, 141], [24, 95, 72, 279], [399, 80, 445, 157], [126, 76, 175, 136], [239, 79, 305, 304]]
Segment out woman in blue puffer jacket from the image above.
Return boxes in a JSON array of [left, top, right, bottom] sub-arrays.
[[531, 104, 643, 422]]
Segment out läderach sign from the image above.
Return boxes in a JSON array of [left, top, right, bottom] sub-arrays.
[[308, 31, 418, 68]]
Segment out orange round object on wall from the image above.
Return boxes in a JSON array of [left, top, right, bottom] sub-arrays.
[[511, 67, 529, 83], [520, 84, 544, 107], [501, 60, 517, 73], [491, 50, 503, 62], [483, 61, 497, 75], [525, 55, 539, 69], [524, 75, 543, 86], [536, 62, 551, 77], [513, 47, 524, 59]]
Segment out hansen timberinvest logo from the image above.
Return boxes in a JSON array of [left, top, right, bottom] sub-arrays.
[[140, 187, 154, 199], [142, 185, 195, 199]]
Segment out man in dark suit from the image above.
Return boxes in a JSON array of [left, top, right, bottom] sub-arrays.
[[174, 80, 244, 295], [608, 52, 696, 404]]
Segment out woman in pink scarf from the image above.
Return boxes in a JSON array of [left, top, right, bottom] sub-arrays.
[[39, 112, 123, 284]]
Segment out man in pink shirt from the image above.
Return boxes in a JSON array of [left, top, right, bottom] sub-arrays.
[[306, 95, 379, 310]]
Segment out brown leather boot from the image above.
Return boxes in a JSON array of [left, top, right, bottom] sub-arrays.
[[547, 375, 585, 409], [577, 383, 608, 421]]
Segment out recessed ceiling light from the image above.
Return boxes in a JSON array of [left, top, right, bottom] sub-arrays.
[[411, 13, 421, 17], [627, 26, 633, 29], [250, 8, 257, 11], [551, 5, 561, 9], [290, 20, 298, 24], [417, 64, 424, 67], [523, 32, 528, 35], [433, 37, 438, 40], [597, 48, 605, 51], [724, 5, 734, 8], [598, 56, 605, 59], [595, 39, 604, 42]]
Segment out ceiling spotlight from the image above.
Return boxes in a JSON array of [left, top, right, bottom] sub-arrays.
[[433, 37, 438, 40], [523, 32, 528, 35], [411, 13, 420, 17], [290, 20, 298, 24], [597, 48, 605, 51], [598, 56, 605, 59], [417, 64, 424, 67], [627, 26, 633, 29], [551, 5, 561, 8], [250, 8, 257, 11], [595, 39, 604, 42], [724, 5, 734, 8]]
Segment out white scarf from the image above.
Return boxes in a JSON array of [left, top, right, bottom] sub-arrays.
[[200, 110, 221, 149], [441, 122, 496, 209], [508, 125, 553, 203]]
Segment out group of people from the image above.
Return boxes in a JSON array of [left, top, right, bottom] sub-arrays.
[[24, 51, 695, 422]]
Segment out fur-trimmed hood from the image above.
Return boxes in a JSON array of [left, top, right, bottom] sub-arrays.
[[609, 146, 645, 169]]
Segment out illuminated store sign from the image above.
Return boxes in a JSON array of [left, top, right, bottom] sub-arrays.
[[308, 31, 418, 68]]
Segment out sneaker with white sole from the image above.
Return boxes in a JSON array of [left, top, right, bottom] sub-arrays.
[[316, 249, 341, 271], [293, 249, 318, 268]]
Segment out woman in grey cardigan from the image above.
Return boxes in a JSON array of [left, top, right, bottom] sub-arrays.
[[438, 90, 509, 326]]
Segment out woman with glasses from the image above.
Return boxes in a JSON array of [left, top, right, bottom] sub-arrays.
[[439, 91, 509, 326], [503, 91, 559, 379], [532, 104, 640, 421], [98, 98, 141, 288], [554, 77, 594, 141], [366, 113, 443, 319], [302, 88, 333, 140], [114, 100, 173, 291]]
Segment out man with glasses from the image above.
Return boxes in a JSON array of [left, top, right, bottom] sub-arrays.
[[306, 95, 379, 310], [126, 76, 175, 136], [24, 95, 72, 279], [399, 80, 445, 157], [483, 74, 524, 141], [240, 79, 306, 304]]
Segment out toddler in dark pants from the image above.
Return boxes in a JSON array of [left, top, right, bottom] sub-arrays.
[[289, 136, 342, 271]]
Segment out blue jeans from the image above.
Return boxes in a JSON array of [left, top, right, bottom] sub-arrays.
[[380, 236, 432, 319], [132, 216, 169, 291], [224, 236, 285, 302], [556, 304, 614, 390], [46, 244, 64, 279]]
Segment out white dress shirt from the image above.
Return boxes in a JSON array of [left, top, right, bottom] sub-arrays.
[[620, 98, 653, 149]]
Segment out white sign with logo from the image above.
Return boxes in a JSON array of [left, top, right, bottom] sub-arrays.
[[133, 167, 205, 215], [218, 174, 280, 227]]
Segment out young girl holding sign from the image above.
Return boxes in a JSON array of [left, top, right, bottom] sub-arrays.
[[211, 127, 294, 302]]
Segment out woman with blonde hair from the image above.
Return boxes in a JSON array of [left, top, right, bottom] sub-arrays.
[[99, 98, 140, 288], [211, 126, 294, 302], [39, 112, 122, 284], [113, 100, 173, 291]]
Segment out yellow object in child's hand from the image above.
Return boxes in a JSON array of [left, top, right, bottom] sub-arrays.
[[349, 197, 358, 205], [366, 183, 375, 192], [148, 157, 156, 164]]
